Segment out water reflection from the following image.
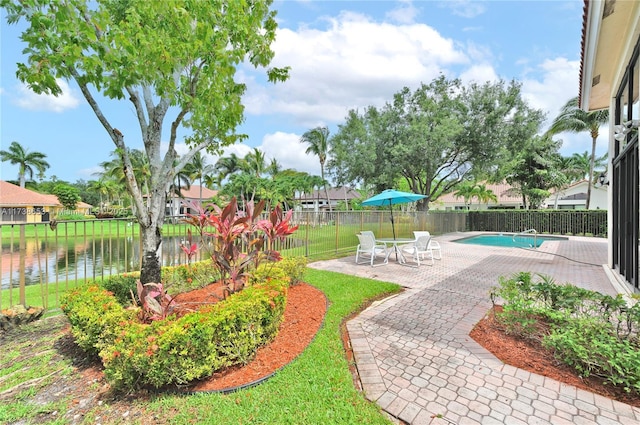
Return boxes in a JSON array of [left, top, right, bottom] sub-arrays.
[[1, 235, 201, 289]]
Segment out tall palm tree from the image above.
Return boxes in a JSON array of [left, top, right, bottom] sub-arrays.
[[214, 152, 244, 182], [300, 126, 332, 212], [0, 141, 50, 188], [183, 151, 215, 204], [546, 96, 609, 209], [267, 157, 282, 178], [244, 148, 267, 177], [453, 181, 479, 210]]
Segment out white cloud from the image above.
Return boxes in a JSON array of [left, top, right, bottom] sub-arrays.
[[459, 63, 499, 85], [521, 57, 580, 128], [441, 0, 487, 19], [243, 11, 469, 125], [386, 0, 420, 24], [257, 131, 320, 176], [15, 79, 80, 112]]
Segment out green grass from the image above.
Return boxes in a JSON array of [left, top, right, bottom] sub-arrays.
[[0, 277, 88, 311]]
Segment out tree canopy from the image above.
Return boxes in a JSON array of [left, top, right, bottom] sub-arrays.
[[2, 0, 288, 283], [328, 76, 545, 210]]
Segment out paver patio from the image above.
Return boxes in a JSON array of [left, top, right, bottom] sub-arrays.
[[309, 232, 639, 425]]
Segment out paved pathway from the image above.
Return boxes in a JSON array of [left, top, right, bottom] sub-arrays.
[[309, 232, 640, 425]]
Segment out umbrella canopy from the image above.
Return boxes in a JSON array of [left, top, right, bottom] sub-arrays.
[[362, 189, 427, 240], [362, 189, 427, 207]]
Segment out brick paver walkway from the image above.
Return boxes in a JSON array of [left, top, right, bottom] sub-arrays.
[[309, 232, 640, 425]]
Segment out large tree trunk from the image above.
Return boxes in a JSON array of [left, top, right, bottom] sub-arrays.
[[137, 188, 168, 284], [139, 220, 163, 284]]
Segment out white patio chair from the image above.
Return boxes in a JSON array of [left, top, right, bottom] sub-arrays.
[[355, 233, 389, 266], [402, 234, 435, 266], [413, 231, 442, 260]]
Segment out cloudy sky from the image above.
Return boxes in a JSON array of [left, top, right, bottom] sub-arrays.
[[0, 0, 594, 184]]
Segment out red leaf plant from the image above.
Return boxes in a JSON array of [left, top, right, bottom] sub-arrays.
[[182, 197, 298, 298]]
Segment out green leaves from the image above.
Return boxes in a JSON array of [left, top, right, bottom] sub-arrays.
[[492, 271, 640, 395]]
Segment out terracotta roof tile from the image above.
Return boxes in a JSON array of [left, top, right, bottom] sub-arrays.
[[0, 180, 93, 208], [0, 180, 61, 206], [174, 185, 218, 200]]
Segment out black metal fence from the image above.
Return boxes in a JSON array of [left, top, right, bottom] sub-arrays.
[[466, 210, 608, 237], [0, 209, 607, 309]]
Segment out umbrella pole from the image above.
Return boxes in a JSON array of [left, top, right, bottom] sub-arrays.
[[389, 201, 398, 261]]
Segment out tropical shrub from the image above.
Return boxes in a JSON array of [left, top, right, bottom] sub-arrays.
[[97, 272, 140, 305], [135, 281, 175, 322], [60, 285, 137, 355], [62, 278, 288, 390], [182, 197, 298, 297], [490, 272, 640, 394]]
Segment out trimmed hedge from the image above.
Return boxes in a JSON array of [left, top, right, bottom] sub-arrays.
[[61, 278, 288, 390]]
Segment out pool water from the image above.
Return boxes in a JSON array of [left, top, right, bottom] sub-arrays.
[[453, 233, 567, 248]]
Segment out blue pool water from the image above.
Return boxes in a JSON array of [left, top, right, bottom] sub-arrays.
[[453, 233, 568, 248]]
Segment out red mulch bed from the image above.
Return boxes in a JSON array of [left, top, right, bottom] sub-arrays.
[[176, 282, 327, 392], [470, 306, 640, 408]]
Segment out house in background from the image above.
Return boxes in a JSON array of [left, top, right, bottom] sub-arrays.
[[165, 184, 218, 216], [296, 186, 360, 211], [0, 180, 92, 223], [542, 180, 608, 210], [580, 0, 640, 293], [429, 182, 524, 211]]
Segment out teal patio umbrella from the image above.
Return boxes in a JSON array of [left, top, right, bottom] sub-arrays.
[[362, 189, 427, 240]]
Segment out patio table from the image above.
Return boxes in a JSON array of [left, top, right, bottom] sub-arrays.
[[376, 238, 415, 265]]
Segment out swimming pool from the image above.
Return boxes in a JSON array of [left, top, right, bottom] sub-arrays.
[[453, 233, 568, 248]]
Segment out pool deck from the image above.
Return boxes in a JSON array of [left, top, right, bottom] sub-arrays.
[[308, 231, 639, 425]]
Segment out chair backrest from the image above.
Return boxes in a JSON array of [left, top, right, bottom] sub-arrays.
[[357, 233, 375, 249], [414, 235, 432, 251], [413, 231, 431, 240], [361, 230, 376, 240]]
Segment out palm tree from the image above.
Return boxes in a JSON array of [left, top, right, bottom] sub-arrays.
[[546, 96, 609, 209], [453, 181, 479, 210], [300, 126, 332, 212], [474, 184, 498, 207], [267, 157, 282, 178], [0, 141, 50, 188], [98, 149, 151, 207], [183, 151, 215, 204], [214, 153, 245, 182], [244, 148, 267, 177]]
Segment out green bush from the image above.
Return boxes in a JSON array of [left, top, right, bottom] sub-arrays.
[[491, 272, 640, 395], [64, 277, 288, 390], [60, 285, 137, 355], [278, 256, 308, 285], [97, 272, 140, 305], [247, 256, 308, 286], [161, 261, 219, 293]]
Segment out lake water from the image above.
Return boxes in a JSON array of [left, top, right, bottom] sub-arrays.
[[1, 235, 199, 289]]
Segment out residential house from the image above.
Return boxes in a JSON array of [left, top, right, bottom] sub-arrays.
[[580, 0, 639, 292], [165, 184, 218, 216], [296, 186, 360, 211], [0, 180, 92, 223], [429, 182, 524, 211], [542, 180, 608, 210]]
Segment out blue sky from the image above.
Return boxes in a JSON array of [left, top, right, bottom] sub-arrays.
[[0, 0, 594, 184]]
